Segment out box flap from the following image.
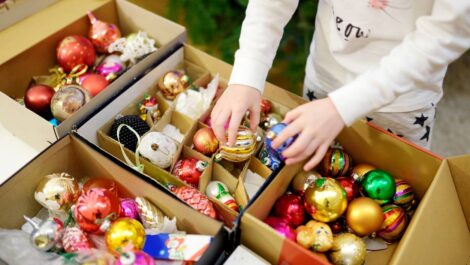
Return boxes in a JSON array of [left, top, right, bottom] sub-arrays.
[[447, 155, 470, 229]]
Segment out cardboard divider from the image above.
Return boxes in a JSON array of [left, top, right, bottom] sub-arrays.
[[235, 157, 273, 208], [0, 134, 226, 264]]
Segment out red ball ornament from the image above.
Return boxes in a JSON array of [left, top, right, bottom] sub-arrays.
[[193, 127, 219, 155], [81, 73, 109, 97], [87, 11, 121, 53], [83, 178, 119, 196], [328, 217, 347, 234], [57, 35, 96, 72], [172, 158, 207, 188], [273, 193, 306, 227], [336, 177, 359, 202], [264, 216, 296, 241], [321, 148, 353, 178], [24, 84, 55, 118], [74, 188, 120, 234], [260, 99, 272, 115]]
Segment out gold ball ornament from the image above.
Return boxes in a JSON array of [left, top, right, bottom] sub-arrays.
[[346, 197, 384, 236], [158, 70, 190, 100], [105, 218, 146, 255], [351, 163, 375, 182], [291, 170, 322, 195], [215, 126, 257, 163], [34, 172, 80, 216], [304, 178, 348, 223], [329, 233, 366, 265]]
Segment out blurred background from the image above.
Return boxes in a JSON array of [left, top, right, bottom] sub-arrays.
[[130, 0, 470, 157]]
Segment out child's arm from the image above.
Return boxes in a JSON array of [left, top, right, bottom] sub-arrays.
[[211, 0, 299, 146]]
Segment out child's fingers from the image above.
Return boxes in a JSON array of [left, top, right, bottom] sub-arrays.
[[284, 136, 320, 164], [271, 120, 302, 149], [282, 131, 312, 158], [304, 143, 329, 171], [213, 109, 231, 145], [249, 105, 260, 132], [227, 109, 244, 146], [283, 107, 301, 124]]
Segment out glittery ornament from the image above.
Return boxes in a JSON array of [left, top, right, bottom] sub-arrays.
[[291, 171, 321, 195], [393, 179, 414, 205], [137, 95, 160, 122], [108, 31, 156, 64], [135, 197, 165, 230], [296, 220, 333, 252], [105, 218, 146, 255], [81, 73, 109, 97], [74, 188, 120, 233], [24, 84, 55, 118], [377, 204, 407, 242], [83, 178, 119, 196], [304, 178, 348, 223], [172, 186, 217, 218], [336, 177, 359, 202], [206, 181, 239, 212], [96, 54, 125, 81], [87, 11, 121, 53], [215, 127, 257, 163], [50, 84, 91, 122], [172, 158, 207, 188], [119, 198, 141, 220], [265, 123, 296, 160], [24, 216, 64, 251], [351, 163, 375, 182], [62, 226, 94, 253], [329, 233, 366, 265], [138, 132, 178, 169], [157, 70, 191, 100], [361, 170, 396, 204], [264, 216, 296, 241], [345, 197, 384, 236], [56, 35, 96, 72], [116, 251, 154, 265], [34, 172, 80, 216], [193, 127, 219, 155], [110, 115, 150, 151], [321, 148, 353, 178], [258, 144, 282, 171], [273, 193, 305, 227]]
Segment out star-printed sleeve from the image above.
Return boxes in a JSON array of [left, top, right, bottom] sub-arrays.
[[329, 0, 470, 126], [229, 0, 299, 92]]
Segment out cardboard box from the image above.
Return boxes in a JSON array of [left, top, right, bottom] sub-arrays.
[[0, 133, 226, 264], [240, 118, 447, 265], [0, 0, 59, 31], [0, 0, 186, 152]]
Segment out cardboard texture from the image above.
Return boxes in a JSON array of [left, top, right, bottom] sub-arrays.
[[0, 0, 185, 151], [0, 134, 226, 264]]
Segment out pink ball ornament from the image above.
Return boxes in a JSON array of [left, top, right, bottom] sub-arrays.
[[119, 198, 141, 221], [116, 251, 154, 265], [264, 216, 296, 241]]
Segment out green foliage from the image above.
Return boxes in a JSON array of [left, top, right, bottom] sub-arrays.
[[167, 0, 317, 94]]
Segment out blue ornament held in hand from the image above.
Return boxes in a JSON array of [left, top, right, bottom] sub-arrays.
[[265, 123, 297, 161]]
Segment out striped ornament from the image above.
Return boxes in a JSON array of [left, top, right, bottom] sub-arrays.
[[393, 179, 415, 205], [216, 127, 256, 163], [321, 148, 353, 178], [377, 204, 407, 242]]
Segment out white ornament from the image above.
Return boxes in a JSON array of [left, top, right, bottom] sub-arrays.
[[138, 132, 178, 168], [108, 31, 157, 64]]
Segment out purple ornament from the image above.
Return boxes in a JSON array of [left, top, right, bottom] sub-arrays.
[[119, 198, 141, 221], [96, 54, 124, 80], [264, 216, 296, 241], [116, 251, 154, 265]]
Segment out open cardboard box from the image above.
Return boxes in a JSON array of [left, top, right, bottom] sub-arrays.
[[0, 0, 185, 152], [0, 133, 226, 264]]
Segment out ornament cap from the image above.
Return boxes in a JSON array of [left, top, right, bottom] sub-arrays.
[[196, 161, 208, 172], [119, 252, 136, 265], [87, 11, 98, 24]]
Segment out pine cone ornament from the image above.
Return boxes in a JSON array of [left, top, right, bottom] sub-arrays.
[[109, 115, 150, 151], [173, 186, 216, 219], [62, 226, 94, 253]]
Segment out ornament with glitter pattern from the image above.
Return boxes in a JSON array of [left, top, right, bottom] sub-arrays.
[[87, 11, 121, 53], [119, 198, 141, 221], [62, 226, 94, 253], [56, 35, 96, 72], [329, 233, 366, 265], [108, 31, 156, 64], [173, 186, 216, 218], [172, 158, 207, 188], [105, 218, 146, 255], [34, 172, 80, 216], [304, 178, 348, 223], [135, 197, 165, 229]]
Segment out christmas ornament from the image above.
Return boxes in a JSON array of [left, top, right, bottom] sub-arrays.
[[215, 127, 257, 163], [260, 99, 272, 115], [336, 177, 359, 202], [57, 35, 96, 72], [62, 226, 94, 253], [172, 158, 207, 188], [157, 70, 191, 100], [138, 132, 178, 169], [206, 181, 239, 212], [172, 186, 216, 218], [135, 197, 165, 230], [345, 197, 384, 236], [260, 113, 283, 130], [34, 172, 80, 216], [304, 178, 348, 223], [361, 170, 396, 204], [81, 73, 109, 97], [321, 148, 353, 178], [265, 123, 296, 160], [291, 170, 321, 195], [296, 221, 333, 252], [264, 217, 296, 241], [83, 177, 119, 196], [105, 218, 146, 255], [351, 163, 375, 182], [108, 31, 156, 64], [193, 127, 219, 155], [87, 11, 121, 53], [273, 193, 305, 227], [393, 179, 414, 205], [329, 233, 366, 265], [175, 73, 218, 120], [74, 188, 120, 233], [377, 204, 407, 242], [258, 145, 282, 171], [162, 124, 184, 143], [24, 84, 55, 118], [116, 251, 154, 265], [50, 84, 91, 122], [96, 54, 125, 81], [328, 217, 347, 234], [119, 198, 141, 221], [23, 216, 64, 251], [110, 115, 150, 151], [137, 95, 160, 122]]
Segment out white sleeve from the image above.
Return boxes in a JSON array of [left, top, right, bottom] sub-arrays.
[[328, 0, 470, 126], [229, 0, 299, 92]]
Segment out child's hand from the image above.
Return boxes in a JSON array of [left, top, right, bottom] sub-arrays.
[[272, 97, 345, 171], [211, 84, 261, 146]]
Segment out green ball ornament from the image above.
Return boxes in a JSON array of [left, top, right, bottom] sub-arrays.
[[361, 170, 396, 204]]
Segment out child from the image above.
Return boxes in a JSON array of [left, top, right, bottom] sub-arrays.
[[210, 0, 470, 171]]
